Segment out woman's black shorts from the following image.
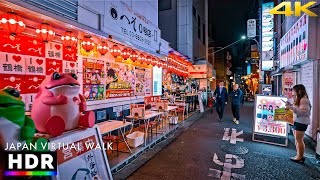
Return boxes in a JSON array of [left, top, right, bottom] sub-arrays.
[[292, 122, 308, 131]]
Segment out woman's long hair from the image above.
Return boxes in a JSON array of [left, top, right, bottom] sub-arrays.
[[293, 84, 308, 106]]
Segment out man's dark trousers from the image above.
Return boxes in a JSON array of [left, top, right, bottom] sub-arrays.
[[216, 101, 225, 119], [231, 104, 240, 120]]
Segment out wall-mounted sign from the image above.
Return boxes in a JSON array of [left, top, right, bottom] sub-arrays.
[[153, 66, 162, 96], [262, 84, 272, 95], [104, 1, 161, 53], [251, 51, 259, 59], [280, 14, 308, 68], [188, 64, 207, 79], [247, 19, 256, 38], [261, 2, 274, 71]]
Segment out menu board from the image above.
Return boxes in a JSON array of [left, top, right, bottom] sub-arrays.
[[49, 126, 112, 180], [253, 95, 288, 137], [152, 67, 162, 96], [83, 58, 105, 101]]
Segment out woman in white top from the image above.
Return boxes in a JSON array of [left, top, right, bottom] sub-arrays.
[[285, 84, 311, 163]]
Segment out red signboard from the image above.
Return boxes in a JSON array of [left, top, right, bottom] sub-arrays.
[[106, 89, 134, 99]]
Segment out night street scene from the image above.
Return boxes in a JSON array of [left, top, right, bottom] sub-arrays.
[[0, 0, 320, 180]]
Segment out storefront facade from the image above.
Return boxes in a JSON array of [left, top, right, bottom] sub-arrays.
[[276, 13, 320, 140]]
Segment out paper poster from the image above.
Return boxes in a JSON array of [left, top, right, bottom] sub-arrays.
[[0, 53, 26, 75], [135, 67, 146, 96], [45, 42, 63, 60], [283, 72, 294, 101], [49, 127, 112, 180], [105, 61, 134, 89], [254, 95, 288, 137], [63, 46, 77, 62], [83, 58, 105, 101], [46, 58, 63, 75]]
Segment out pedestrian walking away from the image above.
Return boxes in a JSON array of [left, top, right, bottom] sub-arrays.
[[285, 84, 311, 163], [231, 84, 244, 124], [213, 81, 228, 121]]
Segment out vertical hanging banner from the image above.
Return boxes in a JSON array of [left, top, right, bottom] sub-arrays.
[[261, 2, 274, 71], [247, 19, 256, 38]]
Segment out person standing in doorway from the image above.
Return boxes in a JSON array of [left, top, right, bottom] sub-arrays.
[[285, 84, 311, 163], [213, 81, 228, 121], [231, 84, 244, 124]]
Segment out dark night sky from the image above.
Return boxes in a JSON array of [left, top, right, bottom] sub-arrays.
[[209, 0, 259, 46]]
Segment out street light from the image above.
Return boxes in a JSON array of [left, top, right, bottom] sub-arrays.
[[241, 35, 246, 40]]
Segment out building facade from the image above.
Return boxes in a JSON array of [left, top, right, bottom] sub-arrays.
[[272, 0, 320, 140], [158, 0, 208, 62]]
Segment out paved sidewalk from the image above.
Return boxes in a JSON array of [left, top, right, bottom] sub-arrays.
[[128, 102, 320, 180]]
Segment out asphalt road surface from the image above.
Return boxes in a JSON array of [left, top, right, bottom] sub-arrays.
[[128, 102, 320, 180]]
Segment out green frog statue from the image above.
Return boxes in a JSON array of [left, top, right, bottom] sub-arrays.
[[0, 87, 48, 151]]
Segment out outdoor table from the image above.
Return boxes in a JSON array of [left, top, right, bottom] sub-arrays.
[[126, 111, 164, 146], [170, 103, 188, 120], [97, 120, 133, 153], [150, 106, 179, 129]]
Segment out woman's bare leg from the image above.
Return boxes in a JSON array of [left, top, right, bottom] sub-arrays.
[[295, 130, 305, 159]]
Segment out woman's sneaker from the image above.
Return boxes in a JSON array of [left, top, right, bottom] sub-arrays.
[[233, 118, 239, 124]]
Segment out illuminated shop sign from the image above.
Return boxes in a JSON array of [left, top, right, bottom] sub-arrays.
[[261, 2, 274, 71]]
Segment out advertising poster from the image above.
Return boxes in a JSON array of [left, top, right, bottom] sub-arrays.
[[135, 67, 146, 96], [283, 72, 294, 101], [254, 95, 288, 137], [0, 31, 78, 112], [262, 84, 272, 95], [105, 62, 135, 99], [83, 58, 105, 101], [49, 127, 112, 180], [145, 68, 152, 96]]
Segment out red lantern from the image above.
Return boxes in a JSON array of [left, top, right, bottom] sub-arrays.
[[97, 41, 109, 55], [121, 48, 131, 60], [151, 58, 157, 66], [145, 56, 152, 65], [110, 45, 121, 58], [138, 54, 145, 63], [61, 31, 77, 48], [156, 61, 161, 68], [36, 23, 55, 42], [0, 12, 25, 36], [131, 50, 138, 62], [81, 35, 94, 52]]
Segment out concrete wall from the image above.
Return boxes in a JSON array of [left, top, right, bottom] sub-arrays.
[[192, 0, 206, 60], [177, 0, 193, 59], [158, 0, 178, 49]]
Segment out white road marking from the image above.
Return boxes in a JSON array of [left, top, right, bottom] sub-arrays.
[[222, 128, 244, 144], [208, 153, 246, 180]]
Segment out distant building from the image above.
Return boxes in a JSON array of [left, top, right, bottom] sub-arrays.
[[158, 0, 208, 62]]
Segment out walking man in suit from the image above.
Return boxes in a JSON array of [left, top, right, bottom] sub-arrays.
[[231, 84, 244, 124], [213, 81, 228, 121]]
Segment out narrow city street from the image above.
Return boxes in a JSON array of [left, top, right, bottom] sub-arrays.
[[128, 102, 320, 180]]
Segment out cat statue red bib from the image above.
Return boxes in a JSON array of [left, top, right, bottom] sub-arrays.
[[31, 72, 95, 136]]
